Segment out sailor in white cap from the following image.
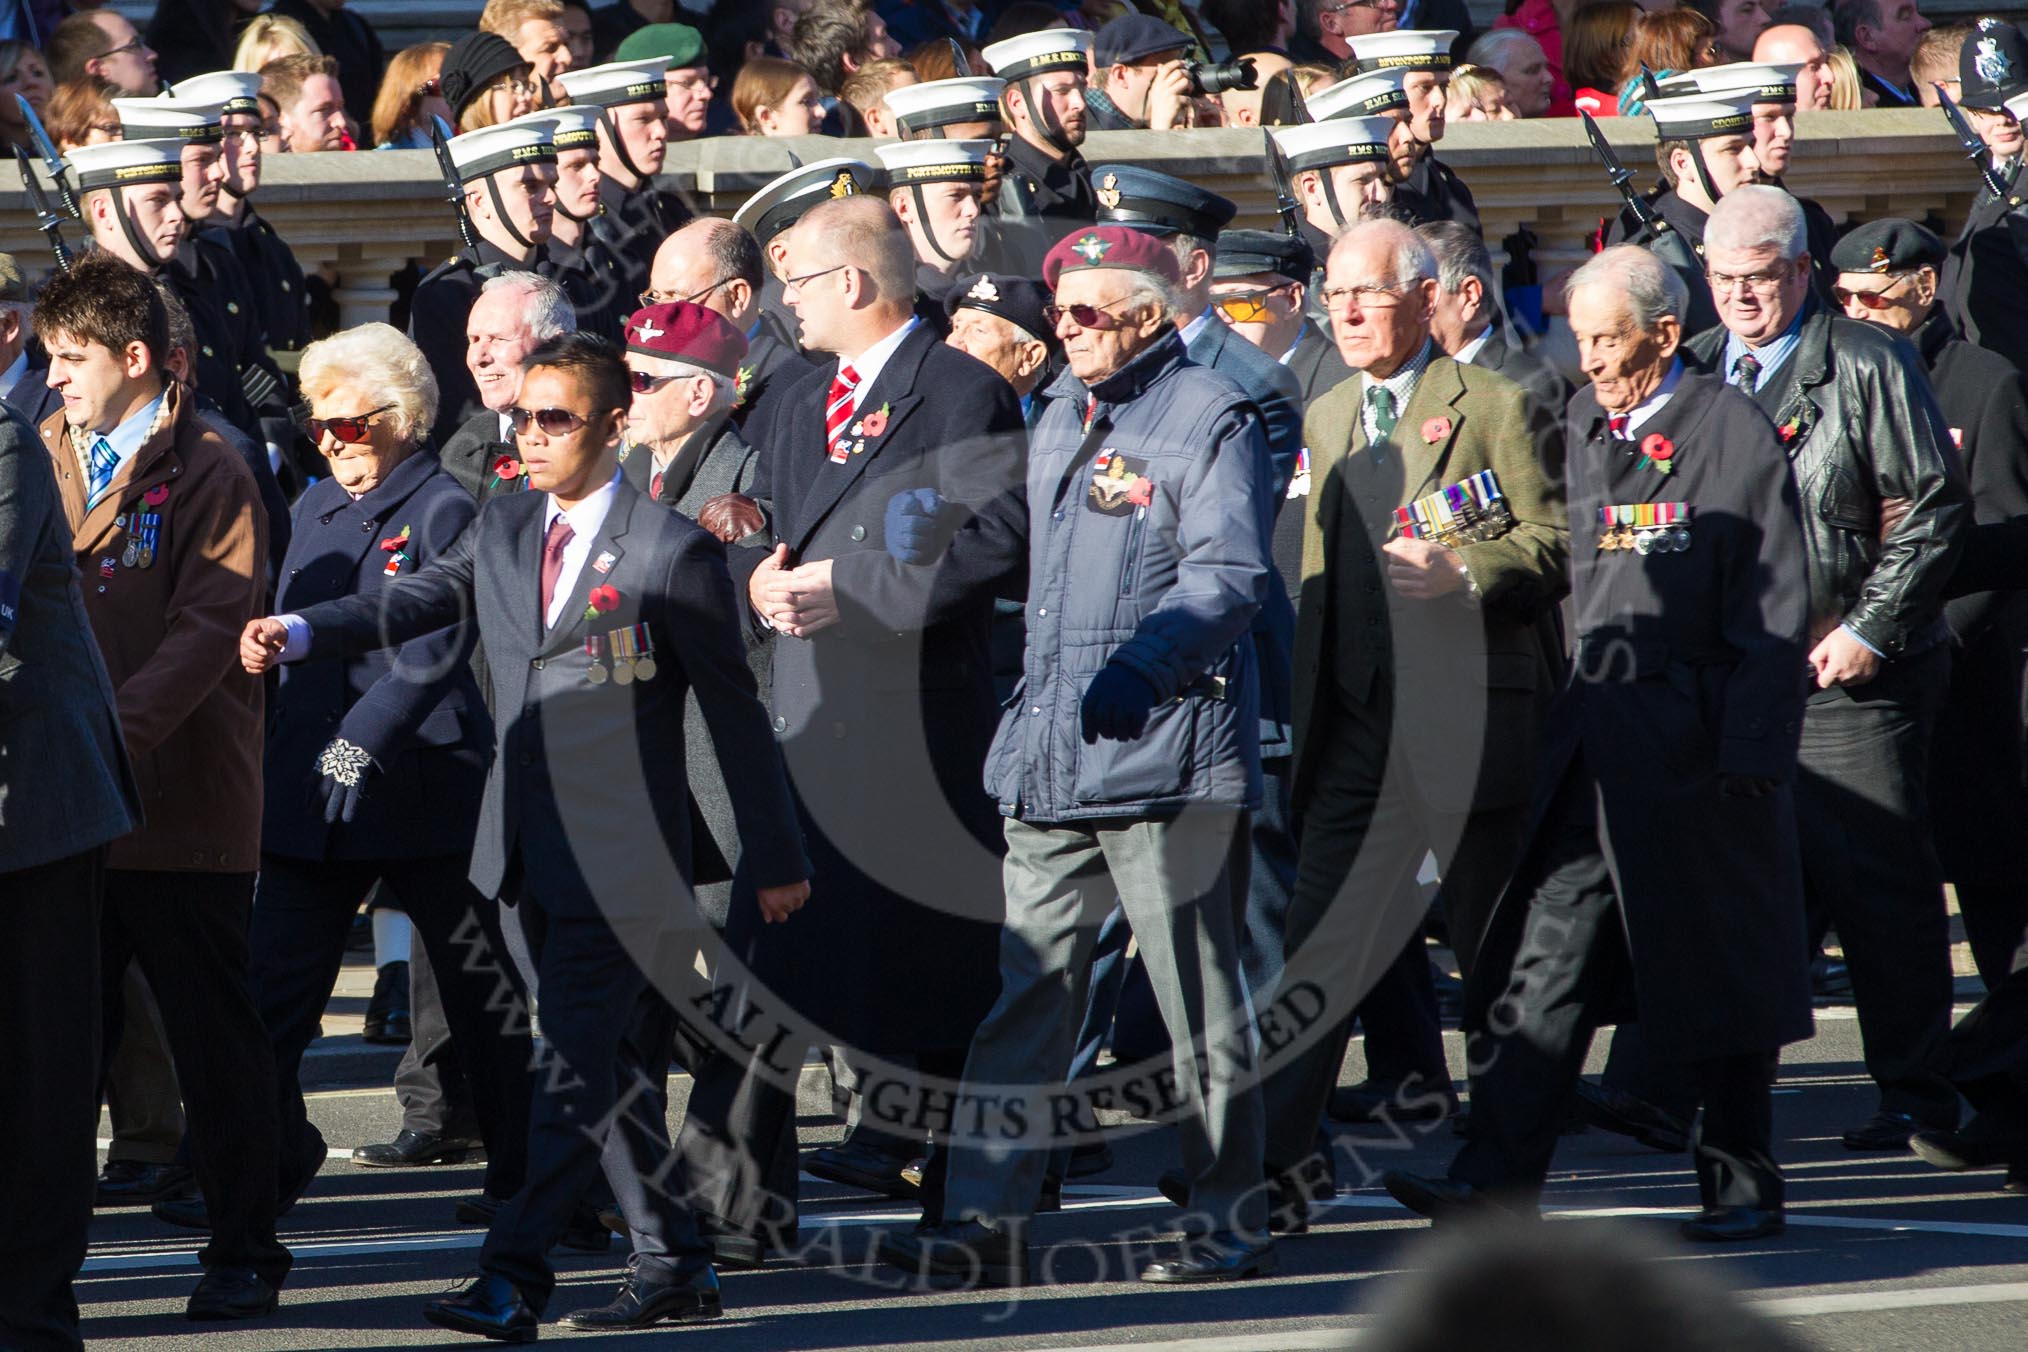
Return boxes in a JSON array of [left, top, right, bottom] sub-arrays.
[[1350, 29, 1481, 232], [554, 57, 693, 303], [982, 27, 1098, 274], [884, 74, 1007, 142], [877, 138, 994, 319], [1270, 117, 1401, 262], [408, 120, 560, 443], [508, 106, 624, 336], [731, 157, 882, 352]]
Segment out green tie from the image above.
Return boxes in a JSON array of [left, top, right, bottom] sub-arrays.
[[1366, 384, 1399, 440]]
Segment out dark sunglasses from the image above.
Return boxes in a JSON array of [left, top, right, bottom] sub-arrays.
[[299, 402, 393, 444], [507, 404, 606, 436], [1043, 302, 1129, 331], [628, 370, 686, 394]]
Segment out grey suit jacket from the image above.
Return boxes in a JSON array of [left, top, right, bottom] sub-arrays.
[[0, 406, 139, 871]]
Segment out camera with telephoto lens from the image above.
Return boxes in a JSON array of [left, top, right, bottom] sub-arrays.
[[1183, 55, 1257, 95]]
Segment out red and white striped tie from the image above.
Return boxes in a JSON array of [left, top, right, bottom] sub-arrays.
[[825, 362, 860, 461]]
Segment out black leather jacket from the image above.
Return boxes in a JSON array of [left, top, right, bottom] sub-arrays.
[[1687, 299, 1969, 657]]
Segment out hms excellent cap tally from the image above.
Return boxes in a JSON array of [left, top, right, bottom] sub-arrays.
[[983, 28, 1095, 81], [1308, 68, 1413, 121], [884, 76, 1007, 137], [1270, 117, 1396, 171]]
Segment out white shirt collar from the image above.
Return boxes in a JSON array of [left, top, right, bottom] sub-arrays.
[[498, 411, 514, 442], [1177, 308, 1214, 348], [1621, 359, 1685, 437], [1453, 328, 1492, 366], [544, 468, 623, 542], [837, 316, 921, 409]]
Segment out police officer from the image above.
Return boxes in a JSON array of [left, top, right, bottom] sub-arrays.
[[1941, 19, 2028, 371], [1350, 29, 1481, 233], [981, 28, 1098, 276], [410, 119, 559, 445], [877, 139, 995, 327], [509, 105, 626, 339], [554, 56, 692, 306], [729, 157, 882, 358]]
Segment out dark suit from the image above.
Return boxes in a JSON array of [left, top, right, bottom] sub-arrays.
[[1607, 188, 1719, 337], [3, 348, 58, 429], [0, 404, 137, 1352], [290, 476, 807, 1309]]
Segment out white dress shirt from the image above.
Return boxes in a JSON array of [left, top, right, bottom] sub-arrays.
[[1619, 359, 1684, 438], [1453, 328, 1493, 367], [540, 471, 621, 630], [836, 316, 920, 417]]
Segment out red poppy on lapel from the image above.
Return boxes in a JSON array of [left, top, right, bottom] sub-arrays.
[[1640, 432, 1675, 474], [1421, 416, 1452, 443], [490, 456, 523, 488], [144, 483, 170, 506], [586, 584, 620, 619]]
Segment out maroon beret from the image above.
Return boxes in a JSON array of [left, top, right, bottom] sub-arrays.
[[1041, 225, 1183, 290], [623, 302, 749, 379]]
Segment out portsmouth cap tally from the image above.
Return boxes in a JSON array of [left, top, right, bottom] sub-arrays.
[[114, 91, 225, 143], [983, 28, 1094, 81], [877, 138, 995, 186], [555, 57, 671, 110], [1308, 68, 1413, 121], [883, 76, 1007, 137], [1091, 163, 1237, 238], [66, 138, 185, 190], [447, 121, 556, 179], [1348, 30, 1459, 75], [1270, 117, 1395, 171], [733, 157, 883, 244]]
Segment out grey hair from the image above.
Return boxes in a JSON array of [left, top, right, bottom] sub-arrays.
[[648, 358, 737, 412], [298, 323, 440, 447], [1566, 244, 1688, 332], [1416, 220, 1496, 299], [479, 271, 576, 343], [1706, 184, 1808, 261], [1464, 28, 1545, 74], [1334, 217, 1439, 288], [1116, 268, 1180, 322]]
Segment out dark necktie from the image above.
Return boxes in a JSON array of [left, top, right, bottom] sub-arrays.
[[1730, 352, 1762, 393], [1366, 385, 1399, 440], [539, 514, 575, 623]]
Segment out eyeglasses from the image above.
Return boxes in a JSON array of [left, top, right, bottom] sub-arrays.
[[628, 370, 689, 394], [507, 404, 604, 436], [1706, 268, 1789, 296], [300, 403, 393, 444], [97, 36, 146, 60], [1211, 287, 1292, 323], [668, 72, 718, 94], [1832, 273, 1917, 309], [1043, 302, 1131, 330], [1320, 281, 1411, 310], [782, 262, 851, 295], [416, 76, 442, 98], [638, 277, 728, 309]]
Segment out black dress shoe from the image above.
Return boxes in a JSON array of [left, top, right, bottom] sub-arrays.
[[1681, 1207, 1785, 1242], [363, 959, 412, 1045], [1066, 1140, 1113, 1178], [97, 1160, 195, 1207], [153, 1193, 210, 1230], [1843, 1110, 1946, 1153], [1382, 1170, 1515, 1224], [1327, 1077, 1458, 1125], [154, 1139, 323, 1231], [1140, 1230, 1278, 1284], [353, 1129, 485, 1168], [877, 1219, 1030, 1287], [1156, 1168, 1189, 1208], [1910, 1127, 2022, 1172], [423, 1273, 539, 1343], [559, 1263, 722, 1329], [1037, 1174, 1063, 1213], [804, 1138, 920, 1199], [1571, 1080, 1691, 1153], [185, 1265, 277, 1321]]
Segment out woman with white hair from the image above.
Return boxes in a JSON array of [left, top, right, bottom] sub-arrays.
[[241, 321, 536, 1223]]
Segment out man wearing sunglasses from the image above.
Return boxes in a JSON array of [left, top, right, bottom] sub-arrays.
[[648, 217, 818, 432], [556, 56, 695, 310], [1831, 217, 2028, 1007], [244, 331, 810, 1340]]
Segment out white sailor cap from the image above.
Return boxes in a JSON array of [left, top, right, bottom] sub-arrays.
[[983, 28, 1093, 81], [447, 121, 557, 180], [1271, 118, 1395, 172], [1308, 69, 1412, 121], [884, 76, 1007, 137], [554, 57, 669, 110], [1646, 91, 1759, 140], [114, 92, 226, 143], [1668, 61, 1801, 103], [732, 157, 883, 244], [510, 105, 600, 150], [66, 138, 185, 190], [169, 70, 263, 117], [876, 137, 994, 185], [1348, 30, 1460, 75]]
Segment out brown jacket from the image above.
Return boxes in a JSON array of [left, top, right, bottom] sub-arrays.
[[42, 381, 267, 873]]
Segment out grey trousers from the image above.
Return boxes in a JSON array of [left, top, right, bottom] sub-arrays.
[[943, 811, 1267, 1234]]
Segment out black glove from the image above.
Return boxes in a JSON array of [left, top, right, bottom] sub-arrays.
[[314, 737, 378, 823], [1719, 773, 1779, 800], [1080, 665, 1158, 744]]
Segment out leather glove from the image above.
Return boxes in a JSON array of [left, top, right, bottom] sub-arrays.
[[1080, 665, 1158, 744], [1719, 773, 1779, 800], [884, 488, 948, 565], [314, 737, 378, 824], [698, 492, 765, 543]]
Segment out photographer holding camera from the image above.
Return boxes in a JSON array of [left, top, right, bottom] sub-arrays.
[[1086, 13, 1257, 131]]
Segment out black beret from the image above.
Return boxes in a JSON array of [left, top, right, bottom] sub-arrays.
[[1828, 218, 1945, 275], [1212, 229, 1315, 283], [442, 32, 530, 123], [946, 272, 1054, 344]]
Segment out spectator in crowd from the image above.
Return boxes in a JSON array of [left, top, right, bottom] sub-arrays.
[[47, 10, 158, 93], [146, 0, 258, 87], [557, 0, 594, 68], [1835, 0, 1930, 106], [481, 0, 577, 100], [1085, 12, 1194, 131], [1619, 7, 1720, 112], [1203, 0, 1297, 57], [440, 30, 536, 133], [880, 0, 996, 49], [46, 73, 118, 151], [614, 24, 713, 142], [1302, 0, 1399, 64], [1772, 0, 1837, 46], [262, 53, 350, 151], [0, 39, 51, 153], [1446, 64, 1516, 120], [1567, 1, 1640, 116], [1467, 29, 1557, 118], [589, 0, 667, 64], [1491, 0, 1576, 117], [1911, 22, 1965, 106], [839, 53, 915, 135], [1693, 0, 1775, 62], [1827, 43, 1865, 107], [731, 55, 826, 135], [1756, 20, 1837, 110], [1220, 50, 1292, 127], [231, 12, 319, 72], [370, 41, 453, 149], [435, 272, 575, 497], [785, 0, 901, 96], [270, 0, 385, 129]]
